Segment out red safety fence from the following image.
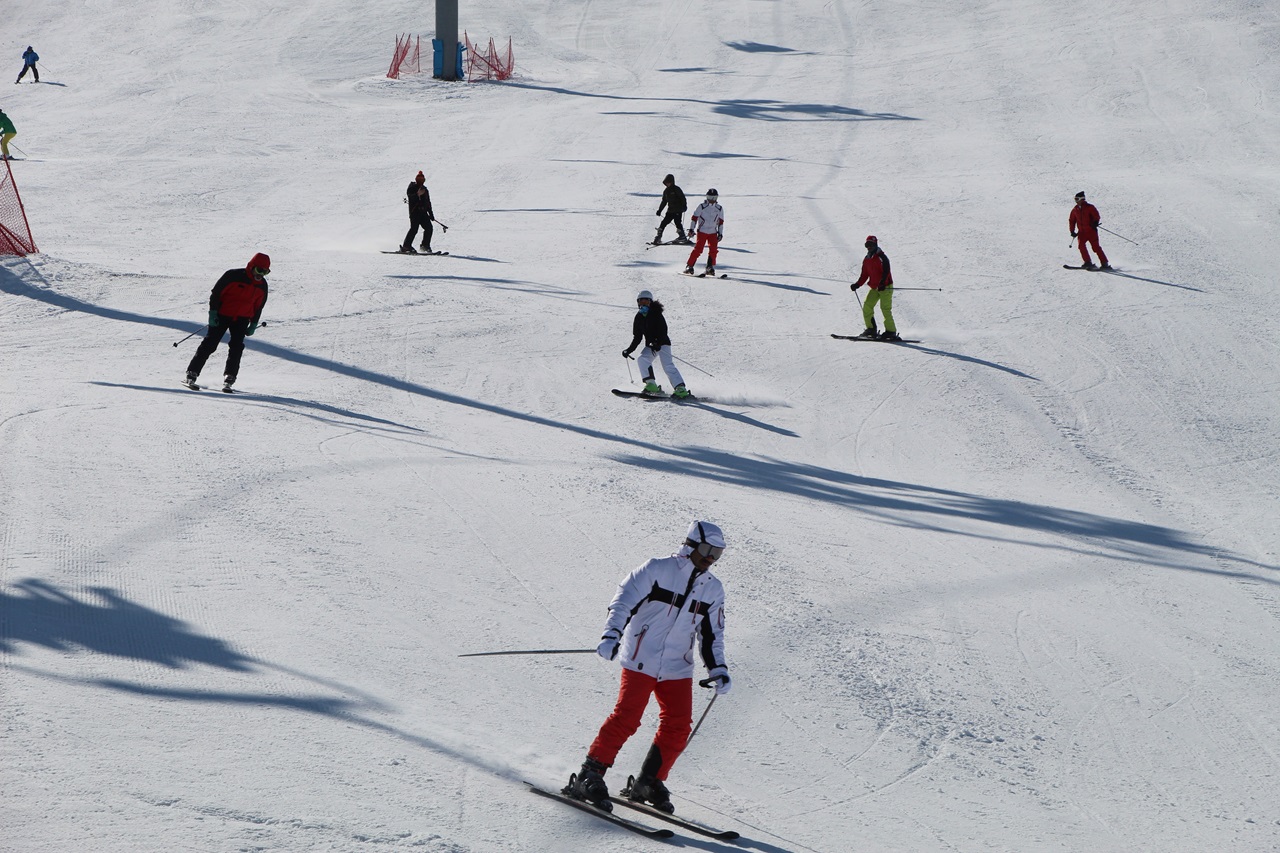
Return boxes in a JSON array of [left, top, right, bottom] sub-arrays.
[[0, 158, 37, 256], [464, 32, 514, 81], [388, 34, 421, 79]]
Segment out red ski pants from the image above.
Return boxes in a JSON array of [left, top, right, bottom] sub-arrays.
[[1077, 233, 1108, 266], [686, 232, 719, 268], [588, 669, 692, 781]]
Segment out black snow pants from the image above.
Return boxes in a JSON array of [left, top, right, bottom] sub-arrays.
[[187, 317, 252, 380]]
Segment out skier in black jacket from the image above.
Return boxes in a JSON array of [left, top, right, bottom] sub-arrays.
[[622, 290, 691, 398], [401, 171, 436, 254], [653, 174, 689, 245]]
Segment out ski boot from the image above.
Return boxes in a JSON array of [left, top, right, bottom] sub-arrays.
[[1100, 263, 1113, 270], [642, 381, 664, 396], [672, 384, 692, 400], [182, 371, 200, 390], [564, 757, 612, 811], [624, 774, 674, 813], [683, 264, 695, 275], [399, 244, 418, 254], [879, 330, 902, 342], [704, 265, 715, 277], [222, 375, 236, 393], [653, 232, 665, 246], [857, 326, 879, 339], [674, 235, 691, 245], [1082, 261, 1097, 270]]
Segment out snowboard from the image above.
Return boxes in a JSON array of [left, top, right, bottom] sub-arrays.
[[830, 334, 920, 343]]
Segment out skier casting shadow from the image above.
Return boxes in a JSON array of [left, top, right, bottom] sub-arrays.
[[622, 289, 692, 399], [184, 254, 270, 392], [566, 521, 732, 814]]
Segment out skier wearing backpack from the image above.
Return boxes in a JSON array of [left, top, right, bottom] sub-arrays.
[[850, 235, 900, 341], [622, 289, 692, 399], [684, 189, 724, 276], [0, 107, 15, 160], [566, 520, 731, 815], [184, 253, 270, 392]]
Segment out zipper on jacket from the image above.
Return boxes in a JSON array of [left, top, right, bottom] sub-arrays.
[[630, 625, 649, 660]]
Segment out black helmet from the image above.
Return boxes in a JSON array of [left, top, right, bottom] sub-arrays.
[[706, 188, 718, 198]]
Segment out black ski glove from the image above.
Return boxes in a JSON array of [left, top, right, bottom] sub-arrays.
[[850, 283, 861, 292], [622, 348, 634, 358]]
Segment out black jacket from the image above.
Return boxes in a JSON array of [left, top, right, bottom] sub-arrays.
[[626, 302, 672, 352], [407, 182, 434, 218], [657, 184, 687, 216]]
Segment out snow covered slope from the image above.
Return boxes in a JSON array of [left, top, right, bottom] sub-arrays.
[[2, 1, 1278, 851]]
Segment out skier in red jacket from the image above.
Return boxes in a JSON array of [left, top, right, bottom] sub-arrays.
[[850, 236, 900, 340], [184, 253, 270, 392], [1069, 191, 1110, 270]]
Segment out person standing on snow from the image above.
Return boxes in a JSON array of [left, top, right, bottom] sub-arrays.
[[850, 235, 901, 340], [184, 253, 270, 392], [622, 289, 692, 399], [653, 174, 689, 245], [567, 520, 731, 814], [0, 107, 16, 160], [15, 47, 38, 84], [401, 171, 437, 254], [683, 189, 724, 276], [1069, 191, 1110, 270]]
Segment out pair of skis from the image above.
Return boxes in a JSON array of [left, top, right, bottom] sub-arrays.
[[382, 249, 450, 256], [527, 782, 740, 841], [180, 379, 241, 394], [611, 388, 698, 403]]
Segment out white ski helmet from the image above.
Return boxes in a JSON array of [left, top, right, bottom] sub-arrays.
[[684, 520, 726, 560], [637, 290, 653, 302]]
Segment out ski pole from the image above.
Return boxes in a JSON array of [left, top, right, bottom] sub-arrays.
[[624, 352, 635, 384], [673, 354, 714, 378], [1099, 225, 1138, 245], [433, 218, 449, 233], [173, 326, 207, 347], [687, 684, 719, 747], [457, 648, 595, 658], [892, 287, 943, 291]]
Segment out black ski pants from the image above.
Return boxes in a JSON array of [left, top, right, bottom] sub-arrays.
[[16, 63, 38, 83], [187, 316, 251, 380], [656, 208, 687, 241], [404, 212, 433, 250]]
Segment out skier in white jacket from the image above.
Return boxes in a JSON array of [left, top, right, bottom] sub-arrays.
[[567, 521, 731, 814]]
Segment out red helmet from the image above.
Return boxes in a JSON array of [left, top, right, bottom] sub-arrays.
[[865, 235, 878, 243]]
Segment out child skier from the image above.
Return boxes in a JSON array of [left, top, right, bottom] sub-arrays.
[[1069, 191, 1110, 270], [684, 189, 724, 276], [566, 520, 731, 814], [622, 289, 692, 399]]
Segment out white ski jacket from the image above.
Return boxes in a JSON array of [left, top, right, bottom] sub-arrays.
[[601, 553, 727, 681], [689, 201, 724, 236]]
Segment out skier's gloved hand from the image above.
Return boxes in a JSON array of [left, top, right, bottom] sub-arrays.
[[648, 343, 663, 352], [707, 666, 732, 695], [597, 631, 621, 661], [246, 321, 259, 337], [850, 283, 861, 292], [208, 310, 219, 326], [1070, 232, 1077, 238]]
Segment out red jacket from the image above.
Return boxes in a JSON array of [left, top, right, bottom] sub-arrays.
[[210, 253, 270, 320], [1069, 202, 1101, 238], [854, 248, 892, 290]]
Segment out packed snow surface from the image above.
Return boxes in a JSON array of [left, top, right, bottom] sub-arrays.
[[3, 1, 1279, 851]]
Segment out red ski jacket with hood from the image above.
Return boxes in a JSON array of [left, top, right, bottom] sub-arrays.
[[210, 253, 270, 321]]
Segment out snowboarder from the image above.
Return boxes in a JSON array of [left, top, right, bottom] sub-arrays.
[[0, 107, 15, 160], [15, 47, 38, 84], [684, 189, 724, 276], [567, 520, 731, 814], [1069, 191, 1110, 270], [622, 289, 691, 399], [184, 253, 270, 392], [401, 171, 436, 254], [653, 174, 688, 245], [850, 235, 900, 341]]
